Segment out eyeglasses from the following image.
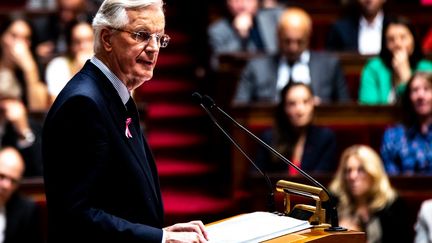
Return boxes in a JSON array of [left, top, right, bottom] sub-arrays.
[[111, 28, 170, 48]]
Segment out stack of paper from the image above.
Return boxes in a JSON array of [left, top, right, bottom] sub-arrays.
[[207, 211, 311, 243]]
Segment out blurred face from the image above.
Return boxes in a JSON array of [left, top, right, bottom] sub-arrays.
[[357, 0, 386, 17], [227, 0, 259, 16], [0, 150, 23, 206], [58, 0, 85, 24], [344, 156, 373, 200], [284, 85, 314, 128], [71, 23, 94, 56], [385, 23, 414, 56], [410, 75, 432, 117], [279, 22, 310, 62], [1, 20, 31, 53], [105, 6, 165, 91]]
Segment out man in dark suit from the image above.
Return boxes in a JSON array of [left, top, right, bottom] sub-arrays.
[[42, 0, 208, 242], [0, 73, 43, 178], [207, 0, 283, 69], [325, 0, 388, 55], [0, 147, 43, 243], [233, 7, 350, 104]]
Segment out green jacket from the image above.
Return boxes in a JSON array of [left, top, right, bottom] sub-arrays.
[[359, 57, 432, 104]]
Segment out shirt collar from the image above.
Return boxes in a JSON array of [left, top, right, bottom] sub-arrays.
[[280, 50, 310, 65], [359, 11, 384, 29], [90, 56, 130, 105]]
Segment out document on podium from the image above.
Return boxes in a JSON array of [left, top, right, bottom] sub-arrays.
[[207, 211, 311, 243]]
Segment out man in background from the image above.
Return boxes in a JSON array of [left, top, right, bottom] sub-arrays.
[[233, 7, 350, 104]]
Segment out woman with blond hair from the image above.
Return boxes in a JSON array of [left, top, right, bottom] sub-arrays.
[[329, 145, 411, 243]]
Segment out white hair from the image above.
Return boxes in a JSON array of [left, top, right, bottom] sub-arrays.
[[92, 0, 164, 53]]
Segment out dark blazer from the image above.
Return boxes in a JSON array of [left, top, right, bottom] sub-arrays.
[[4, 193, 43, 243], [325, 15, 390, 52], [42, 61, 164, 242], [233, 52, 350, 103], [2, 120, 43, 177], [376, 196, 411, 243], [256, 125, 338, 173], [208, 7, 283, 69]]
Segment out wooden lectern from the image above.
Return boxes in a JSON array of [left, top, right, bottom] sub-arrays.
[[207, 214, 365, 243], [262, 227, 365, 243]]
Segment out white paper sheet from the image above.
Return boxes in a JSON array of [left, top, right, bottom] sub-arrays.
[[207, 211, 311, 243]]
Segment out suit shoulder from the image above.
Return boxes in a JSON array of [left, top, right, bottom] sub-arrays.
[[310, 51, 338, 60]]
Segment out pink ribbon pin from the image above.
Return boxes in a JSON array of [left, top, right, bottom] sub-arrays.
[[125, 117, 132, 138]]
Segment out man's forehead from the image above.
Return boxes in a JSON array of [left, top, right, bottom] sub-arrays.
[[126, 8, 165, 29]]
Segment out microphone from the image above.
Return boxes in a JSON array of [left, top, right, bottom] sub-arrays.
[[196, 93, 346, 232], [192, 92, 276, 212]]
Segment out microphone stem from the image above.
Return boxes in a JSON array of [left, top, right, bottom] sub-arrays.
[[215, 106, 331, 196], [199, 104, 276, 212], [215, 105, 346, 231]]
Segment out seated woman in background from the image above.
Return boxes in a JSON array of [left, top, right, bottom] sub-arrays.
[[0, 16, 48, 111], [256, 82, 337, 174], [45, 21, 94, 102], [381, 71, 432, 175], [329, 145, 411, 243], [359, 16, 432, 105]]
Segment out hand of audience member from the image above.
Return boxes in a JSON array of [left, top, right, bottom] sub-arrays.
[[9, 40, 38, 74], [0, 99, 31, 137], [164, 220, 209, 243], [232, 12, 253, 38], [392, 50, 412, 84]]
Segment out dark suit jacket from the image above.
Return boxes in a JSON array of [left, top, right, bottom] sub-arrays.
[[2, 120, 43, 177], [256, 125, 338, 173], [4, 193, 43, 243], [42, 61, 164, 242], [208, 7, 283, 69], [233, 52, 350, 103], [325, 15, 390, 52]]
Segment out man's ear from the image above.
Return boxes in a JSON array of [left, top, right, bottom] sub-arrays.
[[101, 28, 113, 51]]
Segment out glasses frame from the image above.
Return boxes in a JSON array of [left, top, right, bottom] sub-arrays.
[[111, 27, 170, 48]]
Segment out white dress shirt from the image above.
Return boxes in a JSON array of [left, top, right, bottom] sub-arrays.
[[276, 51, 311, 91], [358, 11, 384, 55]]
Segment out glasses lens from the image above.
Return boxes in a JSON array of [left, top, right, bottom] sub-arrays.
[[160, 35, 170, 48], [136, 31, 151, 43]]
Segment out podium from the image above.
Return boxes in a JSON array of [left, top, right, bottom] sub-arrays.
[[207, 213, 365, 243]]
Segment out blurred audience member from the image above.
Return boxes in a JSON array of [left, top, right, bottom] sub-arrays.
[[33, 0, 93, 63], [381, 71, 432, 175], [256, 82, 337, 174], [207, 0, 283, 69], [326, 0, 388, 55], [0, 16, 48, 111], [233, 7, 350, 104], [0, 147, 43, 243], [45, 21, 94, 102], [0, 71, 43, 178], [414, 199, 432, 243], [359, 17, 432, 104], [330, 144, 411, 243]]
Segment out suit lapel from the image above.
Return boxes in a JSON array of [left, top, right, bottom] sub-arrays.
[[82, 62, 160, 202], [308, 53, 321, 94]]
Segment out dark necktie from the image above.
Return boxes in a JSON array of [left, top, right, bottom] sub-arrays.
[[288, 61, 295, 84]]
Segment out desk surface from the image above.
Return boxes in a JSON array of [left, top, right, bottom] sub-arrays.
[[264, 226, 365, 243]]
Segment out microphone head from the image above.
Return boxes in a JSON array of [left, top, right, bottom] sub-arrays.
[[192, 92, 203, 104], [202, 95, 216, 108]]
